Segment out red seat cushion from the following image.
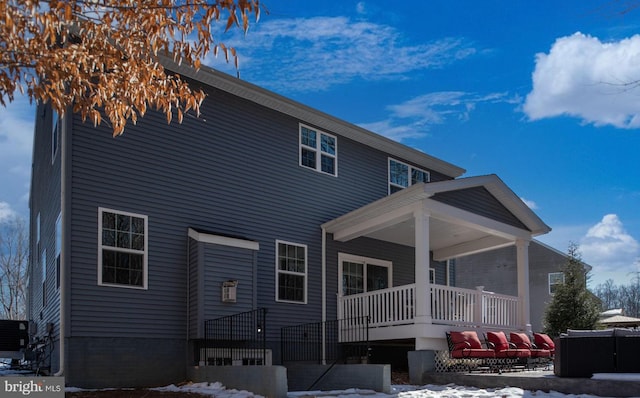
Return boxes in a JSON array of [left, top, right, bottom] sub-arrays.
[[488, 331, 531, 358], [494, 348, 531, 358], [450, 348, 495, 359]]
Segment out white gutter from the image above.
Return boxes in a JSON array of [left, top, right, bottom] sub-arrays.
[[321, 227, 327, 365]]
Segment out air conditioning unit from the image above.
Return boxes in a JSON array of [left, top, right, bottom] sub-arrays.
[[221, 280, 238, 303], [199, 348, 272, 366]]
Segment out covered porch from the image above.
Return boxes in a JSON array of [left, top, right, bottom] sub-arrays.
[[322, 175, 550, 351]]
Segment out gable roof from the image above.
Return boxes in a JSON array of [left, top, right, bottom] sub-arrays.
[[160, 56, 466, 179], [322, 174, 550, 260], [424, 174, 550, 236]]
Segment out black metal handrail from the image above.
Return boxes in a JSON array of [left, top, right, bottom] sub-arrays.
[[199, 308, 267, 366], [280, 316, 370, 364]]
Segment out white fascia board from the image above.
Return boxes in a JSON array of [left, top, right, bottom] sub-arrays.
[[322, 183, 432, 234], [332, 206, 416, 242], [160, 56, 465, 179], [188, 228, 259, 251]]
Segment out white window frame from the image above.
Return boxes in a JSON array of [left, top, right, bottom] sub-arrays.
[[338, 253, 393, 296], [275, 240, 307, 304], [98, 207, 148, 290], [299, 123, 338, 176], [52, 110, 60, 163], [41, 247, 46, 282], [36, 213, 40, 245], [446, 258, 455, 286], [388, 158, 430, 194], [548, 272, 565, 295]]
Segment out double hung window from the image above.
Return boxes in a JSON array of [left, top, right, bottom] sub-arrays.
[[276, 241, 307, 303], [98, 208, 148, 289], [52, 110, 60, 162], [389, 158, 430, 194], [548, 272, 564, 294], [300, 124, 337, 176]]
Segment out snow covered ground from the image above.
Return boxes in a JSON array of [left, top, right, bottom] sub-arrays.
[[3, 361, 637, 398], [122, 381, 627, 398]]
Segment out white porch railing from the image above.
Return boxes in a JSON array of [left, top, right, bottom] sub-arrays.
[[339, 284, 416, 327], [338, 284, 519, 330]]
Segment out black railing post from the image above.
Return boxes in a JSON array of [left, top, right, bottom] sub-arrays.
[[280, 316, 370, 365]]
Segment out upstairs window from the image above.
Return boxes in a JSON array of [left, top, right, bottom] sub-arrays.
[[98, 208, 148, 289], [548, 272, 565, 294], [52, 110, 60, 162], [300, 124, 337, 176], [389, 158, 430, 194], [276, 241, 307, 304]]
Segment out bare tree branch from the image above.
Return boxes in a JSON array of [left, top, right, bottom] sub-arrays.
[[0, 216, 29, 320]]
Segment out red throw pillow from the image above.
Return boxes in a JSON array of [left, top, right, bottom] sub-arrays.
[[450, 331, 482, 350], [510, 332, 531, 348], [534, 333, 555, 350]]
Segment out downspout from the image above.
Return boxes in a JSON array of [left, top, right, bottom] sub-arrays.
[[54, 114, 68, 377], [321, 227, 327, 365]]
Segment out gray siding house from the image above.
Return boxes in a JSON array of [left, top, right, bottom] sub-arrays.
[[455, 240, 577, 333], [28, 61, 550, 388]]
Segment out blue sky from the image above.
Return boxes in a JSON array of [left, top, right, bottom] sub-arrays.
[[1, 0, 640, 287]]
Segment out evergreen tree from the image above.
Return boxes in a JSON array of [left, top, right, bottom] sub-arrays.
[[544, 242, 601, 337]]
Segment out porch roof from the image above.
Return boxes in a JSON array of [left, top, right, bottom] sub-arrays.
[[322, 174, 551, 261]]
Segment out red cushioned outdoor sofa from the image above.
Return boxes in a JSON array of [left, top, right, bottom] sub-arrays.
[[447, 331, 496, 359], [486, 331, 531, 359]]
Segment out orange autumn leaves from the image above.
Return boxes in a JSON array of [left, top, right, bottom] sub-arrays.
[[0, 0, 261, 135]]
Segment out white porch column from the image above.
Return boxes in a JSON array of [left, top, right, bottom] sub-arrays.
[[516, 238, 532, 332], [414, 206, 432, 327]]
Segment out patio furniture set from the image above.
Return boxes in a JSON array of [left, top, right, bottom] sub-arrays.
[[445, 330, 555, 373]]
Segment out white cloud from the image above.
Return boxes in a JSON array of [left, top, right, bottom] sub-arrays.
[[579, 214, 640, 282], [357, 120, 427, 142], [0, 96, 35, 218], [0, 96, 34, 155], [524, 32, 640, 128], [520, 197, 538, 210], [360, 91, 513, 141], [0, 202, 16, 223], [207, 16, 477, 92]]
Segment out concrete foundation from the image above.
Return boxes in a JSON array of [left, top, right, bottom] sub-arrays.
[[188, 365, 288, 398], [408, 350, 436, 384]]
